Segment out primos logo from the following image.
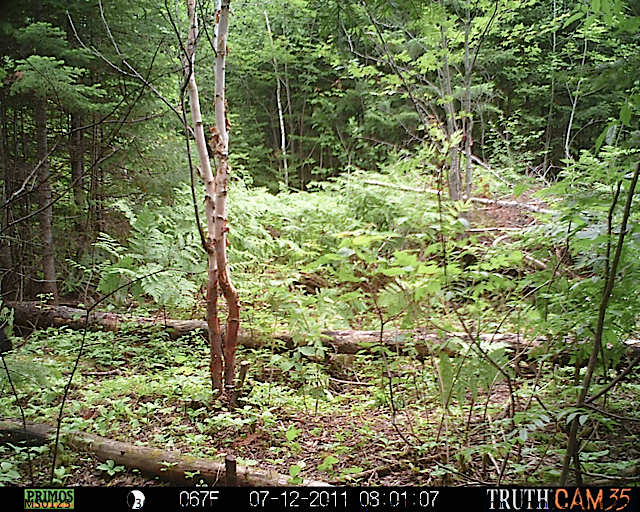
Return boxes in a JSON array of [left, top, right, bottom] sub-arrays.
[[24, 489, 74, 509]]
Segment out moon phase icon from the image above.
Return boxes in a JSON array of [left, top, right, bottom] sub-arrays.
[[127, 490, 146, 509]]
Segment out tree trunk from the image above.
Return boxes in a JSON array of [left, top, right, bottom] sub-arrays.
[[213, 0, 240, 399], [12, 301, 640, 371], [0, 92, 14, 299], [184, 0, 240, 398], [34, 97, 58, 303], [70, 112, 87, 244], [89, 112, 104, 234], [184, 0, 222, 393], [564, 36, 588, 161], [362, 179, 555, 214], [542, 0, 558, 174], [440, 29, 461, 201], [265, 10, 288, 188], [463, 13, 474, 202], [1, 106, 25, 301], [560, 162, 640, 485]]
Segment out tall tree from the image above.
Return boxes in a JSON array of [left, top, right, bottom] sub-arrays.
[[10, 23, 103, 301], [34, 96, 58, 301], [183, 0, 239, 398], [264, 9, 289, 187]]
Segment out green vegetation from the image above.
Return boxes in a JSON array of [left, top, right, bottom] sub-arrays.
[[1, 0, 639, 488]]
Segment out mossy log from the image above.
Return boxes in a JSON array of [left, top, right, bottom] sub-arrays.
[[0, 419, 329, 486]]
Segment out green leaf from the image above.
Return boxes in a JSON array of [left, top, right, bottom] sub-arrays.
[[379, 267, 410, 276], [456, 217, 470, 230], [318, 455, 339, 471], [513, 183, 529, 198], [620, 103, 632, 126], [352, 235, 374, 246], [336, 247, 356, 259], [583, 14, 597, 29], [342, 467, 364, 475], [298, 346, 317, 357], [563, 11, 584, 28], [391, 251, 418, 267], [595, 122, 615, 152], [566, 412, 579, 423], [285, 426, 301, 442], [438, 353, 454, 407], [337, 268, 362, 282], [615, 17, 640, 33]]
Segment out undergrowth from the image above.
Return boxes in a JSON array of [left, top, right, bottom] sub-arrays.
[[2, 325, 639, 486], [2, 154, 640, 486]]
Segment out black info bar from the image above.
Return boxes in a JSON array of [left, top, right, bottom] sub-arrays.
[[4, 486, 637, 511]]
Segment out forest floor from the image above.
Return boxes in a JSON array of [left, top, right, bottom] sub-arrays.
[[11, 369, 531, 487], [14, 360, 640, 488]]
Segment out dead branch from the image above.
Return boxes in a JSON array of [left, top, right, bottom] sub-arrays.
[[363, 179, 555, 214]]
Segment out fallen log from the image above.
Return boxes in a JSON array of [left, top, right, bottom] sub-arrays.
[[7, 301, 213, 342], [0, 419, 329, 487], [320, 329, 537, 359], [6, 301, 538, 357], [7, 302, 639, 375], [7, 301, 288, 350], [363, 179, 555, 214]]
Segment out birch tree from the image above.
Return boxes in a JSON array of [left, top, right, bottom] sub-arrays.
[[264, 10, 289, 188], [183, 0, 239, 398]]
